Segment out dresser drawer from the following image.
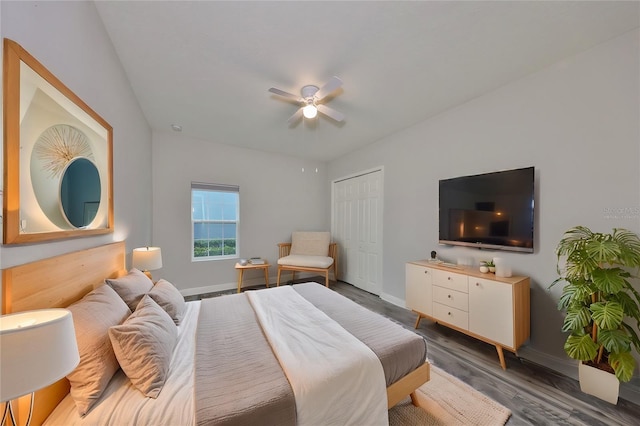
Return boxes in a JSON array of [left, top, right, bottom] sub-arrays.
[[433, 285, 469, 311], [432, 269, 468, 293], [433, 302, 469, 330]]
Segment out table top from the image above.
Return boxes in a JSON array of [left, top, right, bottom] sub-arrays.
[[235, 261, 270, 269]]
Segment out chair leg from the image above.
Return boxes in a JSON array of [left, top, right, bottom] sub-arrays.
[[277, 267, 282, 286], [325, 271, 329, 287], [291, 271, 295, 283]]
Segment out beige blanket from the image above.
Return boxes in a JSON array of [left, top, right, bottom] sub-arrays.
[[194, 294, 296, 425]]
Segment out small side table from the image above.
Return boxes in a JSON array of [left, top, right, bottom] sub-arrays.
[[235, 262, 270, 293]]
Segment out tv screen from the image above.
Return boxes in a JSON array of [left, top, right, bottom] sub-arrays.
[[439, 167, 534, 253]]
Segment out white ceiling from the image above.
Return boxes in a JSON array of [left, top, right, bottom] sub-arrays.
[[95, 1, 639, 162]]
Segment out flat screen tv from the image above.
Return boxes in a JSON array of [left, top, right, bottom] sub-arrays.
[[439, 167, 534, 253]]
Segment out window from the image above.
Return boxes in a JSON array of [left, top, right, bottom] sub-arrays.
[[191, 183, 239, 260]]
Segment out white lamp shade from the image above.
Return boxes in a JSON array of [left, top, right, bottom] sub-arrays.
[[132, 246, 163, 271], [0, 309, 79, 402]]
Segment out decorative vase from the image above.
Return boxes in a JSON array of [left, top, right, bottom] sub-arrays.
[[578, 362, 619, 404], [488, 266, 496, 273], [479, 266, 489, 273]]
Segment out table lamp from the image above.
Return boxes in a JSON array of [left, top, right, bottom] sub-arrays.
[[132, 246, 163, 280], [1, 309, 79, 426]]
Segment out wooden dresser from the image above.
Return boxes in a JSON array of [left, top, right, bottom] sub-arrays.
[[406, 260, 530, 369]]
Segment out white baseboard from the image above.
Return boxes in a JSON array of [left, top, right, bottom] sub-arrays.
[[180, 281, 236, 297], [381, 292, 406, 309], [180, 272, 322, 297], [180, 274, 279, 297], [516, 346, 578, 380], [517, 347, 640, 404]]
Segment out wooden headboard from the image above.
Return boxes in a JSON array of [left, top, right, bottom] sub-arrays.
[[1, 241, 127, 426]]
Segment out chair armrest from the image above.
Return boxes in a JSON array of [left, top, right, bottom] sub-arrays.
[[278, 243, 292, 259], [329, 243, 338, 280], [328, 242, 337, 260]]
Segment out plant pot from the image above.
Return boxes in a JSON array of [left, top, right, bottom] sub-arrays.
[[578, 362, 619, 404]]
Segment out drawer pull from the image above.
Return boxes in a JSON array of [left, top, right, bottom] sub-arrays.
[[475, 282, 480, 286], [447, 294, 452, 298], [448, 312, 452, 316], [424, 270, 428, 274], [447, 277, 451, 280]]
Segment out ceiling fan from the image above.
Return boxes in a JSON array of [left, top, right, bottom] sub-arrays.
[[269, 76, 345, 124]]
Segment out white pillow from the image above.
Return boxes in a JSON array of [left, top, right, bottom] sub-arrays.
[[109, 295, 177, 398], [66, 285, 131, 416]]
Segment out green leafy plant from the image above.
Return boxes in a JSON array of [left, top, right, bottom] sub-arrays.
[[482, 260, 495, 268], [550, 226, 640, 382]]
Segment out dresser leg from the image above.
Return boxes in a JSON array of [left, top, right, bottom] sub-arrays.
[[414, 314, 422, 329], [496, 345, 506, 370]]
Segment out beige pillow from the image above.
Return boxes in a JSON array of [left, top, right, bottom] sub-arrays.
[[66, 284, 131, 416], [290, 231, 330, 256], [109, 295, 177, 398], [148, 279, 186, 325], [105, 268, 154, 312]]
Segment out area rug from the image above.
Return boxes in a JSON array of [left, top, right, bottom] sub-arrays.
[[389, 365, 511, 425]]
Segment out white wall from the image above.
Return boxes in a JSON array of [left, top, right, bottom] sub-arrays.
[[0, 1, 152, 271], [152, 131, 329, 295], [329, 30, 640, 391]]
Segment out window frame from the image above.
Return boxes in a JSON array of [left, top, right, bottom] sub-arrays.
[[191, 182, 239, 262]]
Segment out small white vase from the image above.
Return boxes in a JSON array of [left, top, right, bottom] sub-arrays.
[[578, 362, 619, 404], [479, 266, 489, 273]]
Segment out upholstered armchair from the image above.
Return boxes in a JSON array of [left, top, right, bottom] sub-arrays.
[[276, 232, 338, 287]]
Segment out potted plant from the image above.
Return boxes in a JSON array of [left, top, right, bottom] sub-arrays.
[[481, 260, 495, 273], [550, 226, 640, 403]]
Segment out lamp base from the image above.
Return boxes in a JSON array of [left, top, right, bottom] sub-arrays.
[[1, 392, 34, 426], [142, 270, 153, 281]]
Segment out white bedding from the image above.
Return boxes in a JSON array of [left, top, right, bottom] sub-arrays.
[[247, 286, 389, 426], [44, 301, 201, 426], [46, 285, 394, 426]]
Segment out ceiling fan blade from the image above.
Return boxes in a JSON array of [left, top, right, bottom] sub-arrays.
[[287, 108, 303, 125], [314, 76, 343, 101], [316, 104, 345, 122], [269, 87, 302, 102]]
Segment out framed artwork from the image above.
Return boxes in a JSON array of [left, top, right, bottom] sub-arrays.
[[2, 38, 113, 244]]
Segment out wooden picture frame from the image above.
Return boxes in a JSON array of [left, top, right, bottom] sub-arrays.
[[2, 38, 113, 244]]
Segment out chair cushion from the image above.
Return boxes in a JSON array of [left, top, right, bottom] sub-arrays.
[[290, 232, 330, 256], [278, 255, 334, 269]]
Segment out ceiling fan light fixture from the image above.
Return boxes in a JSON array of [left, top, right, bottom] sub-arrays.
[[269, 78, 344, 124], [302, 104, 318, 119]]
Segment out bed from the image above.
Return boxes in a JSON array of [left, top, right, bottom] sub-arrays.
[[1, 242, 430, 425]]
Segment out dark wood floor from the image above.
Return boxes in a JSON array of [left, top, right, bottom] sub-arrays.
[[186, 278, 640, 425]]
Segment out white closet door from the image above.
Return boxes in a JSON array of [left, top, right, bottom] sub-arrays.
[[332, 169, 383, 295]]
